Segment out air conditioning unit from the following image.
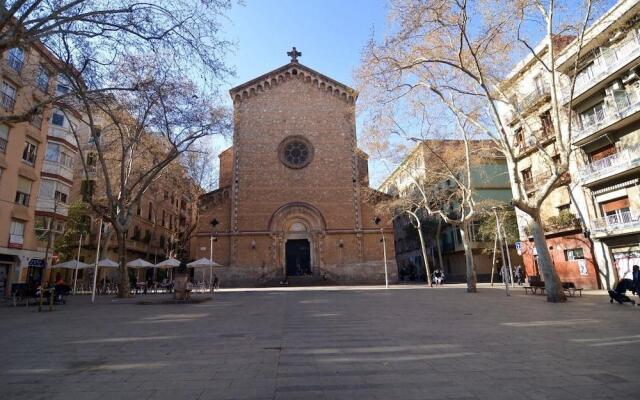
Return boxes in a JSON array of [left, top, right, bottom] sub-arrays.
[[609, 30, 624, 43], [611, 80, 623, 91], [622, 71, 639, 84]]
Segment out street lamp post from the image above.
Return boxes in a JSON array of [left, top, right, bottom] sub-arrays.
[[493, 207, 510, 297], [91, 218, 103, 304], [209, 218, 219, 293], [374, 217, 389, 289], [209, 235, 217, 292]]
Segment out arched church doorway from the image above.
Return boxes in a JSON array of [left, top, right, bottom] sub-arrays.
[[268, 202, 326, 277], [285, 239, 311, 276]]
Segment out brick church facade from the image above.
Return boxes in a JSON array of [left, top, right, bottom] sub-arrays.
[[192, 50, 396, 286]]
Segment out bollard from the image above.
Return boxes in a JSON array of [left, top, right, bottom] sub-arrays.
[[49, 290, 54, 312]]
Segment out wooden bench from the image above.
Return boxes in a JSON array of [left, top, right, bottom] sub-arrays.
[[523, 285, 545, 295], [562, 282, 583, 297], [523, 276, 545, 295]]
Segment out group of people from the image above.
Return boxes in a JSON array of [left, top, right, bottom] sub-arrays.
[[431, 269, 445, 286], [500, 265, 525, 285]]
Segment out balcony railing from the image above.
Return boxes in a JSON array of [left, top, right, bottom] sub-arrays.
[[592, 210, 640, 234], [8, 234, 24, 248], [564, 34, 640, 102], [578, 144, 640, 183], [573, 93, 640, 143], [523, 170, 569, 192], [0, 136, 7, 153], [516, 83, 550, 113], [1, 92, 15, 112]]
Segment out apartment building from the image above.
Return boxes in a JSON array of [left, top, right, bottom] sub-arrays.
[[33, 91, 84, 275], [379, 140, 519, 282], [65, 125, 199, 287], [555, 0, 640, 288], [0, 42, 62, 296], [499, 36, 601, 289]]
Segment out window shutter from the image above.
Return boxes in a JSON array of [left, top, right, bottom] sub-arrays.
[[17, 177, 32, 194]]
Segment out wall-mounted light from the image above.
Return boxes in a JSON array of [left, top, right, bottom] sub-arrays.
[[251, 239, 256, 250], [338, 239, 344, 248]]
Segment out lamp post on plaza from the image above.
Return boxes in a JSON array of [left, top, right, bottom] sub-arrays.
[[210, 218, 219, 292], [493, 207, 510, 296], [374, 217, 389, 289]]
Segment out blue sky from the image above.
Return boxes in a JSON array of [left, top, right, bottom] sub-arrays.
[[218, 0, 391, 186], [222, 0, 387, 90], [216, 0, 612, 188]]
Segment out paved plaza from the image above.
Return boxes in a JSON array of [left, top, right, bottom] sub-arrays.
[[0, 285, 639, 400]]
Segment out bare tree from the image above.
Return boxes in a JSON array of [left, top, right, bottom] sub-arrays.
[[65, 63, 231, 297], [358, 0, 599, 302], [0, 1, 234, 297], [0, 0, 232, 125]]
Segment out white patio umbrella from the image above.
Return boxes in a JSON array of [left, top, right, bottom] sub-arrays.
[[51, 260, 91, 295], [154, 257, 181, 283], [126, 258, 154, 291], [155, 258, 180, 268], [52, 260, 91, 269], [126, 258, 154, 268], [94, 258, 119, 268], [187, 258, 222, 292]]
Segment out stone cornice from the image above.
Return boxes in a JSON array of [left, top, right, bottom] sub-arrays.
[[230, 62, 357, 105]]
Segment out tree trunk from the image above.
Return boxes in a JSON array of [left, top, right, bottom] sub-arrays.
[[530, 215, 566, 303], [435, 219, 444, 271], [416, 224, 432, 286], [116, 230, 131, 298], [459, 223, 477, 293]]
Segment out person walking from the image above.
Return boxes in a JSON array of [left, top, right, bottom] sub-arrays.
[[515, 265, 524, 286], [500, 264, 510, 285]]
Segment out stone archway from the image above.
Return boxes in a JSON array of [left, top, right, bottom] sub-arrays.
[[269, 203, 326, 276]]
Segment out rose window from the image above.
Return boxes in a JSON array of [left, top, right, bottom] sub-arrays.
[[279, 136, 313, 169]]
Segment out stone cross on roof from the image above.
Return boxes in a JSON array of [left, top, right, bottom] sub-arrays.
[[287, 47, 301, 63]]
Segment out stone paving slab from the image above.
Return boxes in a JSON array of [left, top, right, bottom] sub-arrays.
[[0, 284, 639, 399]]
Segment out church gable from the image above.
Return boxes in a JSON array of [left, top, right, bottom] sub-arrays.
[[230, 62, 357, 105]]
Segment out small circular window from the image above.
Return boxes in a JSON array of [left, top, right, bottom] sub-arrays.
[[279, 136, 314, 169]]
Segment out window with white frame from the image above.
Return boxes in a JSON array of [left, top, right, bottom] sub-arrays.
[[39, 179, 70, 204], [9, 220, 25, 246], [15, 177, 32, 206], [22, 141, 38, 164], [565, 248, 585, 261], [45, 143, 74, 168], [579, 101, 605, 128]]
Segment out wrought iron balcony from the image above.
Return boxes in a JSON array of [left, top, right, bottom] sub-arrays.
[[577, 144, 640, 184], [523, 170, 569, 193], [515, 83, 550, 113], [563, 34, 640, 103], [592, 210, 640, 235], [573, 93, 640, 143]]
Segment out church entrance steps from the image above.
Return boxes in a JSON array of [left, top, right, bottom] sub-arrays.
[[284, 274, 332, 287]]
